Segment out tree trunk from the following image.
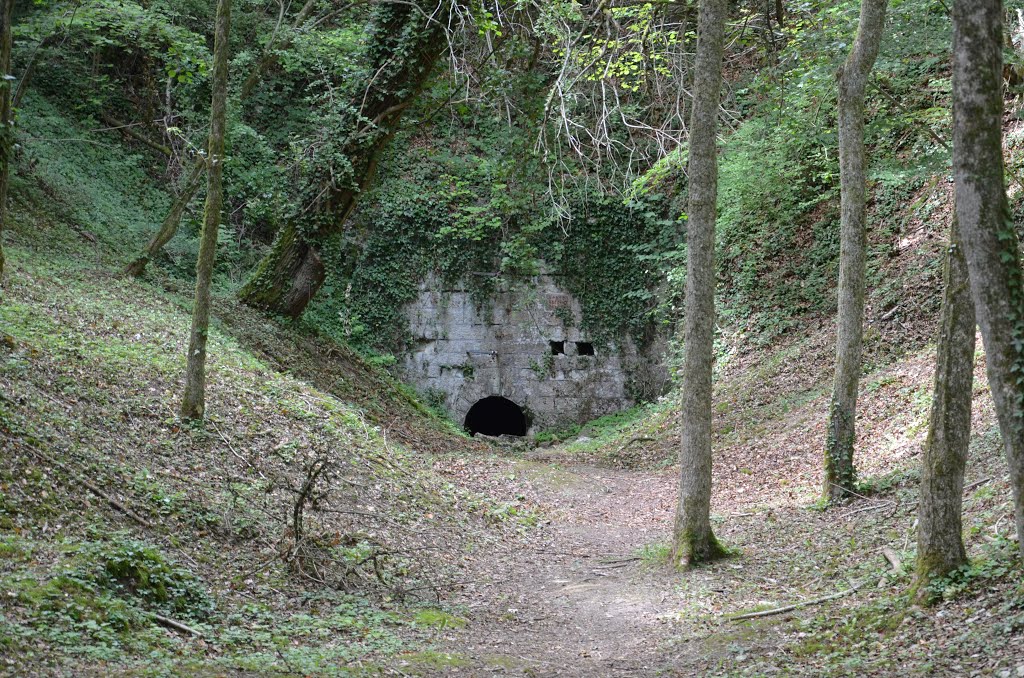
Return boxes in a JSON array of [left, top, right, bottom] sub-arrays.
[[234, 221, 324, 315], [952, 0, 1024, 559], [670, 0, 729, 569], [0, 0, 12, 282], [237, 3, 449, 318], [823, 0, 888, 503], [180, 0, 231, 421], [914, 215, 975, 594], [123, 156, 206, 277]]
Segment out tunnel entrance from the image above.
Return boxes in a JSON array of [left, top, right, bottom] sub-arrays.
[[464, 396, 528, 437]]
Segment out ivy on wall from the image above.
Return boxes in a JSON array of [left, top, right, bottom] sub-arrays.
[[302, 119, 674, 356], [544, 195, 673, 347]]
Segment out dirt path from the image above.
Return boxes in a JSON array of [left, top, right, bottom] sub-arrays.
[[417, 433, 1023, 678], [430, 459, 688, 676]]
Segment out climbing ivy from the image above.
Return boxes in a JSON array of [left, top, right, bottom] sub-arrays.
[[303, 120, 674, 356], [544, 194, 673, 347]]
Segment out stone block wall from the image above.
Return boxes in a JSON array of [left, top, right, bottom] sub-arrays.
[[399, 272, 666, 433]]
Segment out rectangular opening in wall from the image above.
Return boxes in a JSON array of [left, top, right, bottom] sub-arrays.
[[575, 341, 595, 356], [549, 340, 565, 355]]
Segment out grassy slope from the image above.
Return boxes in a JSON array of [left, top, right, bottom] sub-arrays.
[[0, 96, 499, 675]]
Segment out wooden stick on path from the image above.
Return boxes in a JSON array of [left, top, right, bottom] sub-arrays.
[[727, 581, 864, 622]]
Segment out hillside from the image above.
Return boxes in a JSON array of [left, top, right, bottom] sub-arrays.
[[0, 101, 516, 673]]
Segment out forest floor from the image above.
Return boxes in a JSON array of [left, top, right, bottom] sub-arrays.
[[2, 230, 1022, 675], [414, 435, 1024, 677], [395, 308, 1024, 676]]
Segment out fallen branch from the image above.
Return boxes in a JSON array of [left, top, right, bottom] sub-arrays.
[[5, 435, 154, 529], [881, 546, 903, 574], [592, 560, 637, 570], [593, 557, 638, 569], [727, 582, 863, 622], [837, 501, 894, 520], [963, 477, 993, 493], [879, 304, 902, 322], [151, 613, 204, 637], [100, 114, 172, 157]]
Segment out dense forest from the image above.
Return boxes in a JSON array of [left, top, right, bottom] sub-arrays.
[[1, 0, 1023, 674]]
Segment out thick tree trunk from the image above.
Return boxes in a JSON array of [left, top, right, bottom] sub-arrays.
[[670, 0, 728, 568], [235, 221, 324, 315], [123, 156, 206, 277], [237, 2, 449, 318], [952, 0, 1024, 559], [914, 216, 975, 593], [0, 0, 12, 282], [180, 0, 231, 421], [823, 0, 888, 503]]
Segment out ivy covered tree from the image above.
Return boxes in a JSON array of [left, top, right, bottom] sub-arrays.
[[237, 2, 451, 318]]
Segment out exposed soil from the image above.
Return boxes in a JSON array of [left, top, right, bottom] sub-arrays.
[[435, 461, 680, 675], [411, 441, 1023, 677]]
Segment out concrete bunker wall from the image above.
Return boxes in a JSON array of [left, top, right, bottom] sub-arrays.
[[400, 273, 664, 433]]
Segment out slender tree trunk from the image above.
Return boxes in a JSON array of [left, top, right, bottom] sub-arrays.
[[670, 0, 728, 568], [914, 215, 975, 594], [952, 0, 1024, 559], [237, 3, 449, 318], [823, 0, 888, 503], [180, 0, 231, 421], [0, 0, 13, 283], [123, 156, 206, 277]]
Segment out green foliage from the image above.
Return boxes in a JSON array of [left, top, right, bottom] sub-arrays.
[[564, 3, 680, 93], [304, 112, 671, 355], [546, 195, 673, 346], [89, 536, 215, 620], [537, 401, 660, 456], [17, 94, 172, 254], [635, 541, 671, 566], [715, 117, 840, 338], [923, 537, 1024, 609], [413, 608, 468, 630], [0, 535, 212, 663], [647, 0, 958, 344], [20, 0, 210, 115]]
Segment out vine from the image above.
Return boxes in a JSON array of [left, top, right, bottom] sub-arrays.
[[304, 132, 672, 357]]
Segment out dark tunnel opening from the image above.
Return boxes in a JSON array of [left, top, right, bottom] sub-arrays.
[[464, 396, 529, 437]]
